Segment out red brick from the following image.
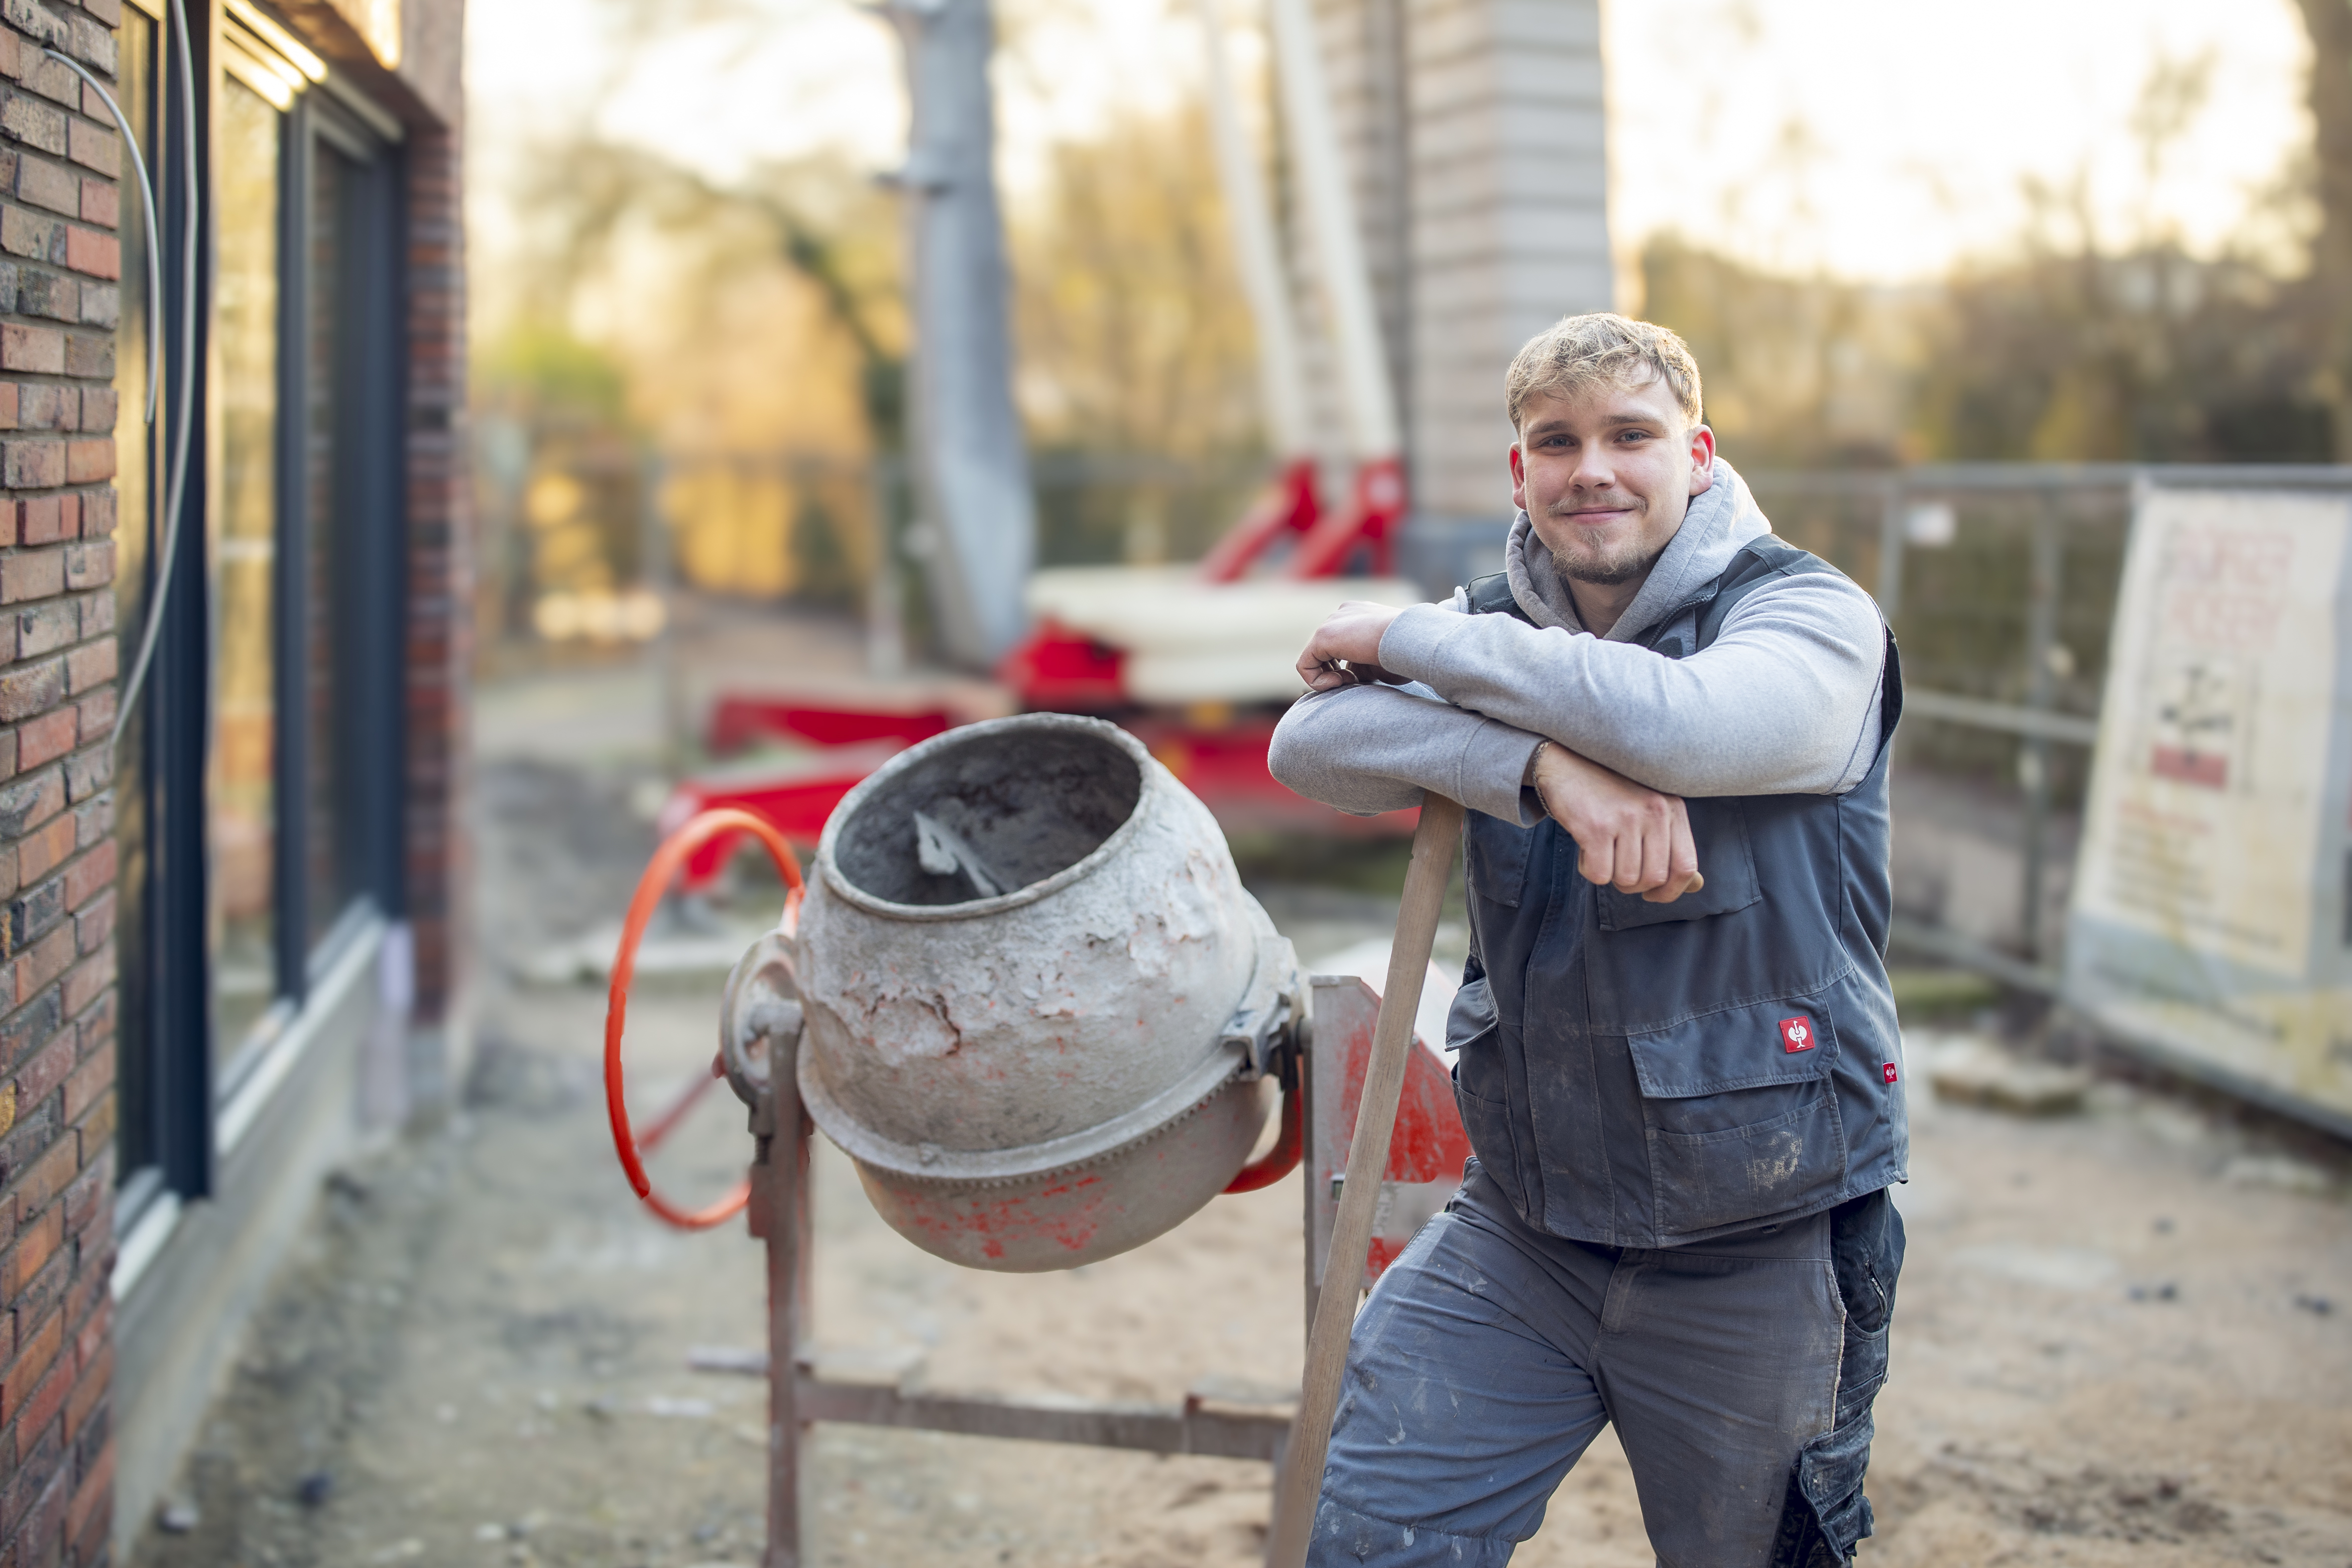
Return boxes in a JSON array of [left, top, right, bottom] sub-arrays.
[[57, 1043, 102, 1129], [0, 383, 16, 431], [11, 713, 68, 772], [81, 0, 125, 29], [73, 486, 107, 539], [70, 1294, 105, 1368], [0, 438, 60, 489], [59, 540, 106, 591], [59, 331, 105, 379], [12, 155, 75, 218], [0, 552, 60, 606], [59, 439, 105, 484], [63, 1348, 104, 1451], [59, 639, 107, 694], [0, 204, 58, 262], [69, 792, 106, 849], [73, 387, 110, 433], [0, 32, 17, 84], [14, 1355, 68, 1447], [74, 176, 111, 229], [13, 383, 67, 432], [71, 690, 109, 746], [14, 819, 72, 889], [0, 325, 61, 375], [62, 1429, 104, 1543], [0, 656, 61, 719], [0, 94, 65, 157], [57, 845, 108, 914], [16, 495, 61, 546], [68, 998, 107, 1061], [62, 122, 111, 177], [21, 56, 77, 112], [8, 1140, 73, 1231], [11, 927, 72, 1005], [66, 889, 105, 957], [72, 1089, 107, 1162], [56, 949, 105, 1018], [1, 1208, 58, 1315], [0, 1308, 59, 1425], [11, 1027, 69, 1106]]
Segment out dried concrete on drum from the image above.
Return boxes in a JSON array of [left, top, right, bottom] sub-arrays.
[[123, 661, 2352, 1568]]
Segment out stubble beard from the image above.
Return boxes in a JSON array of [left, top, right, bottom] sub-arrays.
[[1544, 498, 1664, 588]]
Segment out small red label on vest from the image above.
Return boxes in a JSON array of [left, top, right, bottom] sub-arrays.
[[1882, 1061, 1899, 1084], [1779, 1016, 1816, 1053]]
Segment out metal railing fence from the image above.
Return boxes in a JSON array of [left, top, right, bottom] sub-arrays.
[[1748, 462, 2352, 992]]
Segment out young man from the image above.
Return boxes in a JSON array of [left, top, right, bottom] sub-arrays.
[[1269, 313, 1907, 1568]]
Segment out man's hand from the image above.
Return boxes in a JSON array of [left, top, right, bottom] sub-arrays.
[[1531, 743, 1702, 903], [1295, 601, 1406, 692]]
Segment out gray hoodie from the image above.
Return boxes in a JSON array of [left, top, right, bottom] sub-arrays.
[[1267, 458, 1889, 822]]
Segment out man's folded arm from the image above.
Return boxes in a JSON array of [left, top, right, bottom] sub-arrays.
[[1374, 572, 1887, 797], [1268, 683, 1545, 824]]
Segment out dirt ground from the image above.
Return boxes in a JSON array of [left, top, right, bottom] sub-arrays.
[[127, 647, 2352, 1568]]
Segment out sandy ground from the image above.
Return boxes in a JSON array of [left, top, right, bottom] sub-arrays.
[[126, 653, 2352, 1568]]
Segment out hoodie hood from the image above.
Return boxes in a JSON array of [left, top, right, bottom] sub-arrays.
[[1503, 457, 1774, 642]]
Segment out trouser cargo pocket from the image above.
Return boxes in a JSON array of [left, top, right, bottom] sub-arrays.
[[1772, 1188, 1905, 1567]]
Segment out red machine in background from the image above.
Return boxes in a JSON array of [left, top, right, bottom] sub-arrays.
[[659, 464, 1421, 891]]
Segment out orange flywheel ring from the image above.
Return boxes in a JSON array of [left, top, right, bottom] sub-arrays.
[[603, 807, 805, 1230]]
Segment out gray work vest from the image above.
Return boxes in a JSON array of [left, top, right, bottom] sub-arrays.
[[1449, 537, 1909, 1247]]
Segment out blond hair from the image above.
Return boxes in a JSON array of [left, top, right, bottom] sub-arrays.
[[1505, 312, 1703, 432]]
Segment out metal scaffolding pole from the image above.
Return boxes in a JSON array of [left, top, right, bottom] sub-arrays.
[[880, 0, 1036, 670]]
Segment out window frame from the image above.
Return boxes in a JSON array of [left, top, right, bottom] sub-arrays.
[[117, 9, 408, 1218]]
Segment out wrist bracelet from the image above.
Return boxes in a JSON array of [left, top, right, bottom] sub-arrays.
[[1529, 739, 1554, 816]]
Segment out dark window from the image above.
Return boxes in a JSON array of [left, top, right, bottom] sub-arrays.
[[116, 26, 405, 1209]]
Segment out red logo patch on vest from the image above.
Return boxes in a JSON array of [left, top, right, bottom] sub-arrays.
[[1882, 1061, 1899, 1084], [1779, 1016, 1816, 1053]]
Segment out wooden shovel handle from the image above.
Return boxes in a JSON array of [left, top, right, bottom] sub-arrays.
[[1264, 792, 1465, 1568]]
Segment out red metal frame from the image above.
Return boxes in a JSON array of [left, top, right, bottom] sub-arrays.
[[1196, 455, 1324, 582], [1286, 454, 1406, 579]]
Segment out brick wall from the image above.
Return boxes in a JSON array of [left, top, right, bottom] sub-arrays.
[[0, 3, 121, 1565], [404, 122, 467, 1061]]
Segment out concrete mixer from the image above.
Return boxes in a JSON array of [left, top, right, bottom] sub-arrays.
[[790, 713, 1298, 1269], [600, 710, 1475, 1567]]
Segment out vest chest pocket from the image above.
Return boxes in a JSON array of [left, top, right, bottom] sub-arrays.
[[1596, 796, 1760, 931], [1626, 997, 1848, 1237]]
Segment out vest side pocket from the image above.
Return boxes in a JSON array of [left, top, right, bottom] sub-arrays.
[[1626, 998, 1851, 1237], [1449, 1007, 1529, 1216]]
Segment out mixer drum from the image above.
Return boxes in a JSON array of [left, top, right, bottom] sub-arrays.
[[794, 714, 1294, 1271]]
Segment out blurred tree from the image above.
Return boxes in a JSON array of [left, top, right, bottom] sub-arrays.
[[1639, 235, 1911, 468], [1642, 47, 2335, 470], [1009, 99, 1262, 457]]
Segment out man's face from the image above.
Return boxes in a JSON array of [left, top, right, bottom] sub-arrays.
[[1510, 377, 1715, 589]]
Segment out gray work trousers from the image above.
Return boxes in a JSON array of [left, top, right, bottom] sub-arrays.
[[1308, 1163, 1901, 1568]]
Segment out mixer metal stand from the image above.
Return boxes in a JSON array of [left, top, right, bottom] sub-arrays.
[[706, 974, 1457, 1568]]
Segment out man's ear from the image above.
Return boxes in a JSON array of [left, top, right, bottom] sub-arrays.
[[1686, 423, 1716, 495], [1508, 441, 1528, 513]]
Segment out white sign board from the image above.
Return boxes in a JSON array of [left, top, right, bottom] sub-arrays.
[[2065, 483, 2352, 1129]]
